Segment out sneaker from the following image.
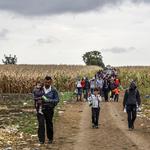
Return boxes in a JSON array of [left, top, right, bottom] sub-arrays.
[[132, 124, 134, 129], [129, 128, 132, 131], [112, 98, 114, 101], [92, 123, 95, 128], [48, 139, 53, 144], [95, 126, 98, 129], [80, 99, 82, 101], [110, 98, 112, 100], [39, 141, 44, 144], [84, 99, 86, 102], [39, 110, 43, 115]]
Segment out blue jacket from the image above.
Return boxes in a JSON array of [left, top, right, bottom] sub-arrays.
[[34, 86, 59, 108]]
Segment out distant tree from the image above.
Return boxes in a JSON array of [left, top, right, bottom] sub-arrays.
[[106, 65, 111, 68], [82, 51, 105, 67], [2, 54, 17, 64]]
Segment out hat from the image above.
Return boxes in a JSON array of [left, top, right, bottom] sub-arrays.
[[84, 77, 86, 80], [86, 77, 88, 80], [92, 77, 95, 80], [78, 77, 81, 80]]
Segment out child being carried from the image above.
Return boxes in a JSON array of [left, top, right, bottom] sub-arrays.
[[33, 81, 44, 115]]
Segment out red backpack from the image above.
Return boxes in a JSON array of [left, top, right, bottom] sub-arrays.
[[115, 78, 119, 85]]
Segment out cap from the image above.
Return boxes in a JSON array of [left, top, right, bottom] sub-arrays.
[[78, 77, 81, 80], [86, 77, 88, 80]]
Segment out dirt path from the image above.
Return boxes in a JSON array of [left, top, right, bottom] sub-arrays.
[[35, 93, 150, 150]]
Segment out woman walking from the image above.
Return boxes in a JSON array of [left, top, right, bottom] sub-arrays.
[[103, 80, 110, 102]]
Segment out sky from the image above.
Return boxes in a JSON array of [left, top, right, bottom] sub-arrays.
[[0, 0, 150, 66]]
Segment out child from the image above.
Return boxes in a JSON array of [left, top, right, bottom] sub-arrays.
[[88, 87, 102, 129], [33, 81, 44, 115], [112, 86, 120, 102]]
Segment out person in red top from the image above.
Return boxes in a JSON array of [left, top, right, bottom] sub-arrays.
[[81, 78, 85, 99], [81, 78, 85, 88], [115, 75, 120, 86]]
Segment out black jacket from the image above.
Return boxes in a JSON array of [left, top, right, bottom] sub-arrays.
[[84, 81, 90, 89], [102, 82, 110, 92], [123, 82, 141, 107]]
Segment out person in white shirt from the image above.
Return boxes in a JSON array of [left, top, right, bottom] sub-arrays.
[[75, 77, 82, 101], [88, 87, 102, 129]]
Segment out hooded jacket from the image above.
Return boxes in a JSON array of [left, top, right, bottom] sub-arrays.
[[123, 82, 141, 107]]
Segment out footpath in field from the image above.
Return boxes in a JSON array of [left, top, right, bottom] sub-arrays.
[[50, 92, 150, 150]]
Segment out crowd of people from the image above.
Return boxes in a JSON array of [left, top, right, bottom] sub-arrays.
[[33, 68, 141, 144], [75, 68, 121, 102]]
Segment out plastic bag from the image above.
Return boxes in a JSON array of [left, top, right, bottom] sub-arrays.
[[108, 91, 112, 97]]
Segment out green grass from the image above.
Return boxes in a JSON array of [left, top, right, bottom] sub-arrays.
[[1, 91, 76, 132]]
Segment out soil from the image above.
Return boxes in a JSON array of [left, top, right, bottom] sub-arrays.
[[1, 92, 150, 150], [34, 92, 150, 150]]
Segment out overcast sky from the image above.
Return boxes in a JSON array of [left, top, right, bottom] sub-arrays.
[[0, 0, 150, 66]]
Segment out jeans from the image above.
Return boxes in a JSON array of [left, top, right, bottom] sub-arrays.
[[104, 91, 108, 101], [91, 88, 94, 94], [127, 104, 136, 129], [37, 107, 54, 142], [92, 107, 100, 126], [84, 89, 89, 100], [114, 94, 119, 102]]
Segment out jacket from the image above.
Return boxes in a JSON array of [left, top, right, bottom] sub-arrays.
[[112, 88, 120, 95], [90, 80, 97, 89], [102, 82, 110, 92], [123, 82, 141, 107], [33, 88, 43, 100], [97, 79, 104, 88], [36, 86, 59, 108], [88, 94, 102, 108], [110, 81, 116, 90], [115, 78, 120, 85], [84, 81, 90, 89], [81, 80, 85, 88]]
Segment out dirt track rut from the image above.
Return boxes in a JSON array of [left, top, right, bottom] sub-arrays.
[[42, 93, 150, 150]]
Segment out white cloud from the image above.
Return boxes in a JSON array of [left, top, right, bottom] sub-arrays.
[[36, 36, 60, 45], [0, 28, 9, 40], [101, 47, 136, 53]]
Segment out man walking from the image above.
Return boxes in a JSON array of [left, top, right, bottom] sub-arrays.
[[36, 76, 59, 144], [123, 82, 141, 131]]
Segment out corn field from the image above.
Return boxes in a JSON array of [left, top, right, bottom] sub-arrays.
[[117, 66, 150, 88], [0, 65, 101, 93], [117, 66, 150, 101]]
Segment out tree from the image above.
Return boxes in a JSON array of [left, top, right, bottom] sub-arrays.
[[82, 51, 105, 67], [2, 54, 17, 64]]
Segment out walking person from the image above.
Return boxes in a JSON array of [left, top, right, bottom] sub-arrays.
[[84, 78, 90, 101], [110, 77, 116, 100], [112, 86, 120, 102], [75, 77, 82, 101], [36, 76, 59, 144], [88, 87, 102, 129], [81, 78, 85, 99], [96, 77, 104, 96], [115, 75, 120, 87], [90, 77, 97, 94], [123, 82, 141, 131], [102, 80, 110, 102]]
